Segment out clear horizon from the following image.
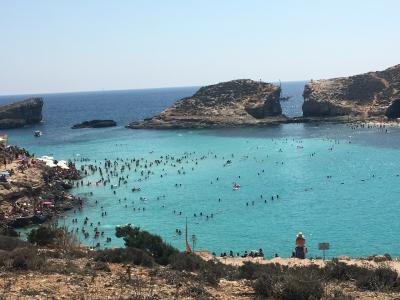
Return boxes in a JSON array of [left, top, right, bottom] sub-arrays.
[[1, 0, 399, 95], [0, 80, 309, 98]]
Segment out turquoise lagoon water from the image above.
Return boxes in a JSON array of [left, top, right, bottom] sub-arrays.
[[1, 83, 400, 258]]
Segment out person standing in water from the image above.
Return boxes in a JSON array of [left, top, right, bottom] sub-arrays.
[[294, 232, 307, 259]]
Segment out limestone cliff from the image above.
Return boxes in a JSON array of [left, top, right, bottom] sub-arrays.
[[0, 98, 43, 129], [302, 65, 400, 119], [127, 79, 286, 129]]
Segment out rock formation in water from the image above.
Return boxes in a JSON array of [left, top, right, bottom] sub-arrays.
[[0, 98, 43, 129], [302, 64, 400, 119], [72, 120, 117, 129], [127, 79, 286, 129]]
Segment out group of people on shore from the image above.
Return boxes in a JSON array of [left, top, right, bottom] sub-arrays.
[[216, 248, 265, 258], [214, 232, 307, 260]]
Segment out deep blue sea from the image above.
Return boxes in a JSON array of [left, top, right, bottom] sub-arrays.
[[1, 81, 400, 259]]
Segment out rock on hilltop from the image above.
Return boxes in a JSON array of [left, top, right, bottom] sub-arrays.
[[302, 64, 400, 119], [0, 98, 43, 129], [127, 79, 286, 129]]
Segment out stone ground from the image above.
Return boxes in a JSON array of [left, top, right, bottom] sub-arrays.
[[0, 257, 253, 300], [2, 256, 400, 299]]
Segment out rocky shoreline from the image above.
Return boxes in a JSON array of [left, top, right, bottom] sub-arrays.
[[0, 144, 82, 231]]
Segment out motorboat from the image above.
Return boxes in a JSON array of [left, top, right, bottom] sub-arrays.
[[34, 130, 42, 137], [232, 182, 240, 190]]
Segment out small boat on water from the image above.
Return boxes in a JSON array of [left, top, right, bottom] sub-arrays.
[[280, 95, 292, 101], [232, 182, 240, 190], [34, 130, 42, 137]]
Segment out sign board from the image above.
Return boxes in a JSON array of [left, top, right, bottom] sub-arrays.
[[318, 243, 330, 250]]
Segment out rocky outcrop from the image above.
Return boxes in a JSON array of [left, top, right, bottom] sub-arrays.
[[0, 144, 82, 229], [0, 98, 43, 129], [302, 65, 400, 119], [385, 98, 400, 119], [127, 79, 286, 129], [72, 120, 117, 129]]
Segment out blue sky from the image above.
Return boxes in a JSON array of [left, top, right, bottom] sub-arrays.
[[0, 0, 399, 95]]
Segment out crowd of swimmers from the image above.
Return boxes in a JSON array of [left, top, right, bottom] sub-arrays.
[[63, 124, 392, 250], [67, 149, 287, 248]]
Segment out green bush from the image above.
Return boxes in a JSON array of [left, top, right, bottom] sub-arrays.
[[27, 224, 79, 251], [27, 226, 57, 246], [115, 225, 178, 265], [95, 247, 154, 267]]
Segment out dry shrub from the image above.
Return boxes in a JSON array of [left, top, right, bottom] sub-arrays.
[[239, 261, 285, 280], [127, 274, 159, 300], [95, 247, 154, 267], [181, 282, 212, 300], [326, 289, 355, 300], [253, 273, 273, 298], [273, 272, 324, 300], [92, 261, 111, 272], [169, 252, 204, 272], [0, 247, 45, 270], [324, 260, 369, 281], [0, 235, 30, 251], [54, 224, 80, 250], [356, 266, 398, 292]]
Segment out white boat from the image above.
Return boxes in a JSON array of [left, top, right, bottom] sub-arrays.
[[232, 182, 240, 190], [34, 130, 42, 137]]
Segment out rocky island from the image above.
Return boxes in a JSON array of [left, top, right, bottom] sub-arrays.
[[71, 119, 117, 129], [127, 79, 286, 129], [0, 97, 43, 129], [302, 64, 400, 120]]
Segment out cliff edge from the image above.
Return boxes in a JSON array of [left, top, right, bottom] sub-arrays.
[[302, 65, 400, 119], [127, 79, 286, 129], [0, 98, 44, 129]]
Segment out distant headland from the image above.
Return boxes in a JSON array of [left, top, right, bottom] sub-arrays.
[[303, 64, 400, 119], [0, 98, 43, 129], [127, 79, 287, 129]]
